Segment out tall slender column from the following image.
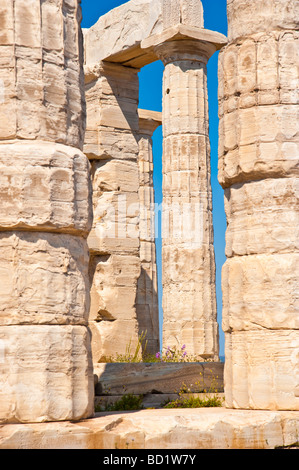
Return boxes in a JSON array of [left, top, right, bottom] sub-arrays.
[[154, 39, 219, 359], [136, 109, 161, 355], [84, 62, 141, 362], [0, 0, 94, 423], [219, 0, 299, 410]]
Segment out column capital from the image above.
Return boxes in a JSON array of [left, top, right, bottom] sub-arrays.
[[141, 24, 227, 64]]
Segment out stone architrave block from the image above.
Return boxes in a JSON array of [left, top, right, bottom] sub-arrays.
[[83, 0, 163, 67], [0, 0, 85, 149], [0, 141, 92, 235]]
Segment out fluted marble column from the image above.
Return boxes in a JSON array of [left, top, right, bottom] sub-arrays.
[[0, 0, 94, 423], [219, 0, 299, 410], [84, 62, 141, 362], [155, 39, 219, 359], [136, 109, 162, 355]]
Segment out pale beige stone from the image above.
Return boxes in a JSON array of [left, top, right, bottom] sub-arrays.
[[0, 409, 298, 449], [227, 0, 299, 42], [94, 362, 224, 395], [89, 254, 140, 321], [219, 0, 299, 410], [0, 232, 90, 326], [0, 141, 92, 235], [224, 330, 299, 410], [83, 0, 163, 67], [137, 110, 161, 354], [0, 325, 94, 424], [89, 319, 140, 363], [0, 0, 85, 149], [162, 0, 204, 29], [222, 253, 299, 332], [0, 0, 93, 425], [224, 178, 299, 257], [85, 59, 142, 360], [155, 39, 219, 359]]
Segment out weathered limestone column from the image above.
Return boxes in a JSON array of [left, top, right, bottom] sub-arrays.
[[219, 0, 299, 410], [156, 40, 218, 359], [0, 0, 94, 423], [143, 3, 227, 358], [84, 62, 141, 361], [136, 109, 162, 355]]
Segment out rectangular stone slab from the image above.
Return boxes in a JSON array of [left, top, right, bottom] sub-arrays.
[[0, 325, 94, 423], [94, 362, 224, 396]]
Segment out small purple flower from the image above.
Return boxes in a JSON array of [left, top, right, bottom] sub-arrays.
[[181, 344, 186, 350], [155, 352, 161, 359], [183, 351, 187, 357]]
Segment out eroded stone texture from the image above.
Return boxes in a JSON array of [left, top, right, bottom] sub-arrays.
[[0, 409, 298, 449], [155, 38, 219, 359], [83, 0, 163, 67], [0, 232, 90, 326], [0, 141, 92, 235], [137, 110, 161, 354], [0, 325, 94, 423], [219, 0, 299, 410], [162, 0, 204, 29], [0, 0, 85, 149], [226, 0, 299, 42], [0, 0, 94, 423], [85, 62, 141, 361]]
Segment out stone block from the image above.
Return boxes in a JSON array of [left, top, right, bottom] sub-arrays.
[[0, 0, 85, 149], [0, 325, 94, 423], [0, 141, 92, 235], [218, 104, 299, 187], [227, 0, 299, 42], [0, 232, 90, 326], [94, 362, 224, 396], [83, 0, 162, 66], [91, 159, 139, 193], [0, 409, 298, 449], [222, 253, 299, 332], [89, 191, 140, 255], [224, 178, 299, 257], [224, 329, 299, 410], [89, 319, 140, 363]]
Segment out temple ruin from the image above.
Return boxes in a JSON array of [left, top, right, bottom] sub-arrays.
[[0, 0, 298, 449]]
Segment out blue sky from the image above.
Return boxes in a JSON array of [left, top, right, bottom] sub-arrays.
[[81, 0, 228, 358]]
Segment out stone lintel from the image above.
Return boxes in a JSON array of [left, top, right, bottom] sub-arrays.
[[138, 109, 162, 136]]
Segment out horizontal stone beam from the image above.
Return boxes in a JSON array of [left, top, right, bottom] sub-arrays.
[[83, 0, 163, 68], [83, 0, 227, 69]]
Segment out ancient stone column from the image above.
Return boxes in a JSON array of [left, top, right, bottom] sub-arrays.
[[136, 109, 162, 355], [0, 0, 94, 423], [219, 0, 299, 410], [153, 36, 221, 359], [84, 62, 142, 362]]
